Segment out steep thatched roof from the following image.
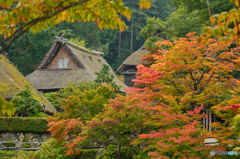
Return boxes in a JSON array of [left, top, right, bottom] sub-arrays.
[[26, 37, 128, 92], [117, 45, 150, 73], [0, 54, 56, 114]]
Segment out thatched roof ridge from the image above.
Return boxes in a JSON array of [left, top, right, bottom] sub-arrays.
[[117, 45, 150, 73], [55, 36, 104, 55], [27, 37, 128, 92], [0, 54, 56, 114]]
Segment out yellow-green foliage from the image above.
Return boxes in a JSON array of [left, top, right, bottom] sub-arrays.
[[44, 80, 96, 112], [7, 147, 98, 159], [10, 151, 37, 159], [69, 37, 87, 48], [62, 84, 114, 120], [9, 138, 98, 159], [0, 151, 34, 159], [35, 138, 73, 159], [36, 138, 98, 159], [0, 96, 15, 116]]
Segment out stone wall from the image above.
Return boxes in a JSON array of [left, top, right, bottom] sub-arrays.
[[0, 132, 51, 142]]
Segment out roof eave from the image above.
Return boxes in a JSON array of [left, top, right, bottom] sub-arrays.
[[120, 72, 136, 75], [117, 64, 138, 73]]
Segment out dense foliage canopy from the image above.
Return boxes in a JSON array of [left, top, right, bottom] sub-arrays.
[[3, 0, 240, 159], [46, 0, 240, 158]]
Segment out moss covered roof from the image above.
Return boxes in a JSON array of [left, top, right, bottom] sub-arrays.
[[0, 54, 56, 114]]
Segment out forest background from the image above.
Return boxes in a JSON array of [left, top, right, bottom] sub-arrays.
[[1, 0, 234, 76]]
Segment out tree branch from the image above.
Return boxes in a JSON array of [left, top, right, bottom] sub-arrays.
[[196, 72, 215, 94], [54, 0, 68, 9], [196, 66, 206, 85], [0, 0, 89, 52], [189, 71, 196, 85], [169, 80, 183, 97]]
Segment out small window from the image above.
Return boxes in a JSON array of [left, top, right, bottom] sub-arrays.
[[63, 58, 69, 68], [58, 59, 63, 68], [58, 58, 69, 68]]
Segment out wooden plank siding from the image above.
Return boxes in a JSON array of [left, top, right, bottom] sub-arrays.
[[124, 74, 136, 87], [47, 47, 79, 69]]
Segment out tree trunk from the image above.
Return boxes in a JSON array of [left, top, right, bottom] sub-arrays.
[[206, 0, 214, 27], [116, 140, 121, 159], [189, 101, 197, 111], [119, 14, 122, 56], [130, 0, 134, 54]]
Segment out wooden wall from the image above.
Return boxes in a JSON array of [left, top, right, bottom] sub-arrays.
[[47, 47, 79, 69], [124, 74, 136, 87]]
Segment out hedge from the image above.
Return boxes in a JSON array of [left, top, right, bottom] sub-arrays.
[[0, 117, 48, 132]]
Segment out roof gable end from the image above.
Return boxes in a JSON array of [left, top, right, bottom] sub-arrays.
[[38, 36, 104, 70]]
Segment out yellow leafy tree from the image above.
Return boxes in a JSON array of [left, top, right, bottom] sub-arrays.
[[0, 0, 151, 50], [0, 82, 15, 116], [202, 0, 240, 44]]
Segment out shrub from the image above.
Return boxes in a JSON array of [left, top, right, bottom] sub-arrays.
[[35, 138, 74, 159], [74, 149, 99, 159], [133, 151, 150, 159], [43, 80, 96, 112], [0, 151, 33, 159], [0, 150, 18, 159], [32, 112, 48, 117], [10, 151, 37, 159], [4, 140, 15, 147], [0, 117, 48, 132], [22, 144, 31, 148], [22, 137, 28, 142], [11, 85, 43, 116], [97, 145, 139, 159], [6, 148, 99, 159], [35, 138, 99, 159]]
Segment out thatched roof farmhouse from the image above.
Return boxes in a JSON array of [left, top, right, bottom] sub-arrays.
[[0, 54, 56, 114], [117, 45, 149, 87], [26, 36, 128, 93]]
